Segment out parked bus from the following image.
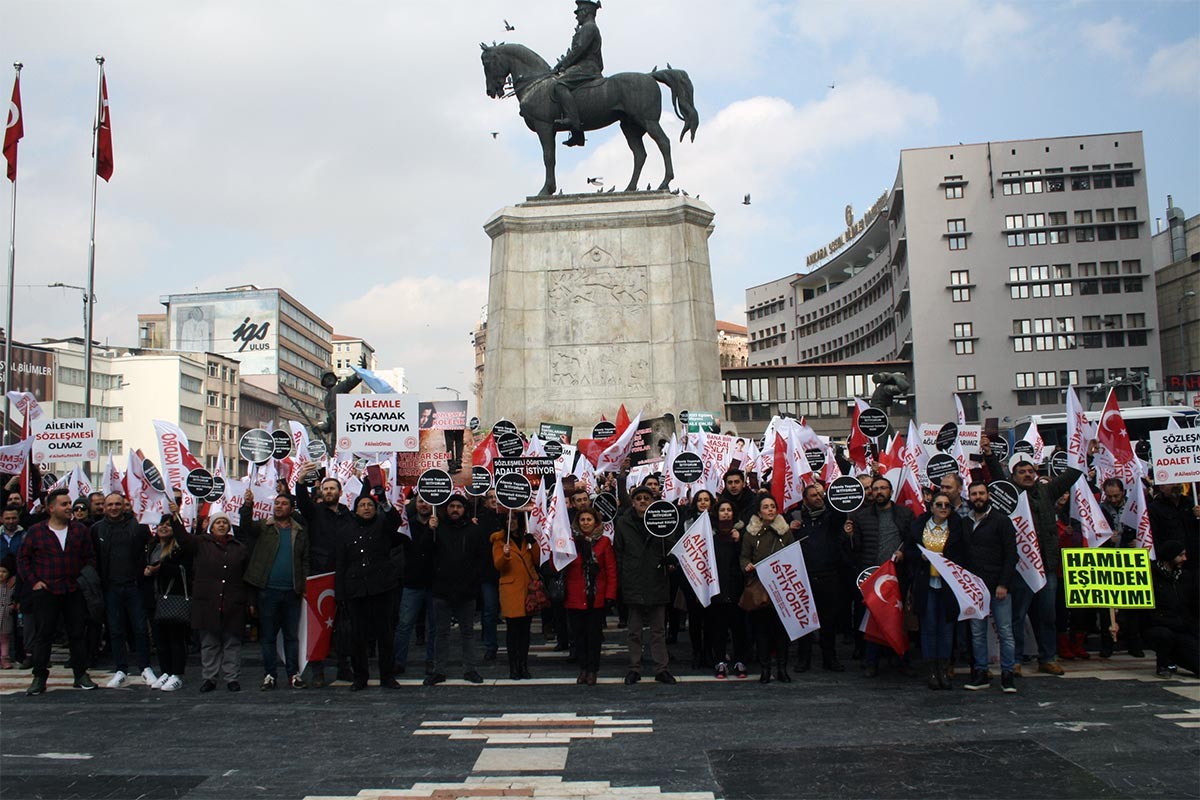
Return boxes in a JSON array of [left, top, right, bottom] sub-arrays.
[[1008, 406, 1199, 453]]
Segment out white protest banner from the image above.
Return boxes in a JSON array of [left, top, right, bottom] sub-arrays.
[[0, 438, 31, 475], [669, 513, 720, 607], [918, 545, 991, 621], [1065, 386, 1091, 471], [1070, 475, 1114, 548], [153, 420, 199, 529], [335, 394, 419, 454], [526, 480, 552, 566], [31, 417, 98, 464], [6, 391, 44, 422], [550, 475, 577, 571], [126, 450, 171, 526], [920, 423, 982, 456], [1006, 493, 1048, 593], [1150, 428, 1200, 484], [755, 540, 820, 641], [99, 453, 122, 496]]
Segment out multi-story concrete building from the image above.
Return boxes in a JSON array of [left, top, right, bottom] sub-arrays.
[[747, 132, 1162, 424], [1151, 201, 1200, 406], [333, 334, 377, 377], [157, 285, 333, 426], [717, 321, 749, 368]]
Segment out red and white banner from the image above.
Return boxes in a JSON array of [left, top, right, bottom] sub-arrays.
[[595, 409, 642, 473], [66, 464, 93, 503], [3, 71, 22, 182], [550, 472, 577, 571], [526, 481, 552, 566], [698, 431, 735, 494], [847, 398, 870, 473], [669, 513, 721, 607], [1070, 475, 1114, 548], [0, 438, 30, 475], [95, 69, 113, 182], [5, 391, 43, 422], [755, 540, 820, 641], [154, 419, 199, 528], [1007, 492, 1048, 593], [298, 571, 336, 675], [99, 453, 122, 496], [770, 430, 811, 514], [918, 545, 991, 621], [1064, 386, 1091, 471], [1020, 419, 1045, 464], [1121, 479, 1155, 559], [247, 460, 278, 521], [126, 450, 171, 525]]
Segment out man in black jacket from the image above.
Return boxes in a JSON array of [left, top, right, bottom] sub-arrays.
[[789, 483, 850, 672], [1149, 485, 1198, 570], [394, 496, 436, 675], [92, 492, 156, 688], [336, 486, 404, 690], [717, 469, 757, 526], [848, 477, 915, 675], [295, 463, 352, 686], [424, 494, 490, 685], [961, 483, 1019, 692]]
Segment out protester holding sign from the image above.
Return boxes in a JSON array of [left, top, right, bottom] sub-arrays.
[[336, 484, 405, 691], [563, 508, 617, 686], [1142, 541, 1198, 676], [174, 511, 248, 692], [240, 491, 310, 691], [491, 512, 539, 681], [706, 499, 748, 679], [904, 491, 971, 690], [789, 483, 851, 673], [1006, 451, 1081, 675], [739, 494, 795, 684], [962, 483, 1018, 692], [614, 485, 676, 685], [424, 494, 490, 686]]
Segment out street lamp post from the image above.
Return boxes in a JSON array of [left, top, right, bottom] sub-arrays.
[[435, 386, 462, 400]]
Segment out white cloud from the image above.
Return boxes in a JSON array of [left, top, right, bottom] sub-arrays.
[[1080, 16, 1137, 61], [1145, 36, 1200, 95]]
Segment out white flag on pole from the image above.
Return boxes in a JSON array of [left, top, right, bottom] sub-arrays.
[[669, 513, 721, 607], [918, 545, 991, 621], [755, 540, 820, 640]]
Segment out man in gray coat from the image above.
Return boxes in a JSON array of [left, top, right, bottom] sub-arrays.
[[613, 486, 676, 685]]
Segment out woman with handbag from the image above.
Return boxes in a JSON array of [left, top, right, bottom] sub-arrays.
[[564, 508, 617, 685], [491, 512, 540, 680], [143, 515, 193, 692], [739, 494, 795, 683]]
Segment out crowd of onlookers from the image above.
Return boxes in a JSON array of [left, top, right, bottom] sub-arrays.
[[0, 442, 1196, 697]]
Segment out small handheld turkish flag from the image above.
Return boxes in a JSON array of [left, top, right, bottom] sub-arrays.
[[95, 71, 113, 182], [860, 559, 908, 656], [299, 572, 336, 674], [3, 71, 22, 182], [1097, 389, 1134, 464]]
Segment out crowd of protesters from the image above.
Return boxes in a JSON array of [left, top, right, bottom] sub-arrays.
[[1, 425, 1196, 697]]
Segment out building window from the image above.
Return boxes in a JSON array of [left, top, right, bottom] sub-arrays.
[[1122, 259, 1142, 274], [1004, 215, 1023, 230], [957, 375, 977, 391], [208, 363, 219, 377], [1028, 231, 1048, 246], [954, 322, 973, 338], [954, 340, 974, 355], [181, 375, 203, 394], [1118, 224, 1139, 239], [1007, 232, 1025, 247], [1061, 370, 1080, 387], [1123, 277, 1143, 292], [1001, 171, 1021, 195], [207, 422, 219, 441], [1075, 227, 1095, 242], [950, 269, 970, 285], [1011, 284, 1030, 299], [1070, 167, 1090, 190], [207, 391, 219, 407], [948, 236, 967, 251], [947, 219, 966, 233], [1128, 331, 1148, 346], [1015, 372, 1034, 389], [1046, 169, 1065, 192], [952, 287, 971, 302], [180, 407, 203, 425], [1023, 170, 1043, 194], [99, 439, 123, 456], [1115, 171, 1135, 188], [945, 184, 963, 199]]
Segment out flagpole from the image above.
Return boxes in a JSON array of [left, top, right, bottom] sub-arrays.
[[3, 62, 21, 445], [84, 56, 103, 419]]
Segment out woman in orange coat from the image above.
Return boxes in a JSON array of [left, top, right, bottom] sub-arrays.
[[491, 512, 539, 680]]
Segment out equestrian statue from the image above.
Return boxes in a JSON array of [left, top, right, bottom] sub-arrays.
[[481, 0, 699, 197]]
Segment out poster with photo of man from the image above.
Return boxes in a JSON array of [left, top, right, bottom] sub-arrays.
[[400, 400, 471, 484]]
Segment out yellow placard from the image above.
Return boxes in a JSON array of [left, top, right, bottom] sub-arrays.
[[1062, 547, 1156, 608]]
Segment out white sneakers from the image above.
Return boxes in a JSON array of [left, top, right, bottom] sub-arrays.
[[150, 673, 169, 690], [159, 675, 183, 692], [105, 670, 127, 688], [141, 667, 158, 686]]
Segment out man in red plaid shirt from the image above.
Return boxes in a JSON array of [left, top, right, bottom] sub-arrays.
[[17, 487, 99, 695]]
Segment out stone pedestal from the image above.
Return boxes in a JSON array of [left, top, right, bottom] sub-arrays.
[[481, 191, 724, 433]]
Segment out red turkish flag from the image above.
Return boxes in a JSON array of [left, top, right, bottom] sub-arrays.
[[1097, 389, 1134, 464], [860, 559, 908, 655], [471, 430, 499, 470], [576, 404, 633, 468], [95, 72, 113, 182], [847, 398, 870, 472], [3, 73, 22, 182], [300, 572, 336, 671]]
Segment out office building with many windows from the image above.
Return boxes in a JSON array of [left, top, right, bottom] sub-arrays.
[[746, 132, 1161, 425]]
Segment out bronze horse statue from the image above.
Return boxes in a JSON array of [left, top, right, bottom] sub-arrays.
[[481, 42, 698, 197]]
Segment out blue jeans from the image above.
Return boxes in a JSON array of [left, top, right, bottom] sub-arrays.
[[920, 585, 954, 661], [1011, 574, 1058, 664], [970, 591, 1015, 673], [258, 587, 300, 679], [105, 583, 150, 672], [393, 587, 435, 666], [480, 582, 499, 655]]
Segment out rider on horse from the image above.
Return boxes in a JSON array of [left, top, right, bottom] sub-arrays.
[[552, 0, 603, 147]]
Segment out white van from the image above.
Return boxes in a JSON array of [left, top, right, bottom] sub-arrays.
[[1008, 406, 1199, 452]]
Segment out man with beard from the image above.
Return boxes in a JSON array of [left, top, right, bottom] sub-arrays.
[[961, 482, 1018, 692], [848, 477, 914, 676], [296, 462, 353, 686], [423, 494, 490, 685]]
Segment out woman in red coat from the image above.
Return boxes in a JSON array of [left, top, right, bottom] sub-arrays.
[[563, 508, 617, 685]]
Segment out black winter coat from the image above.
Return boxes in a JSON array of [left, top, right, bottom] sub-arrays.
[[402, 501, 435, 590], [790, 505, 851, 576], [335, 507, 405, 600], [91, 515, 152, 585], [964, 508, 1017, 592], [296, 482, 351, 575], [903, 513, 972, 621], [426, 515, 490, 603]]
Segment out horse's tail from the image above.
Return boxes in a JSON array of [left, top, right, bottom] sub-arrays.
[[652, 68, 699, 143]]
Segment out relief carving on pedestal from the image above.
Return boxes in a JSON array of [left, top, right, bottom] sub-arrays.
[[546, 265, 650, 345], [547, 344, 651, 400]]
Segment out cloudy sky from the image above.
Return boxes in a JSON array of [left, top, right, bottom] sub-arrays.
[[3, 1, 1198, 410]]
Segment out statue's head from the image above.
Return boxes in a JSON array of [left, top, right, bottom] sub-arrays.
[[575, 0, 600, 22], [480, 43, 505, 98]]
